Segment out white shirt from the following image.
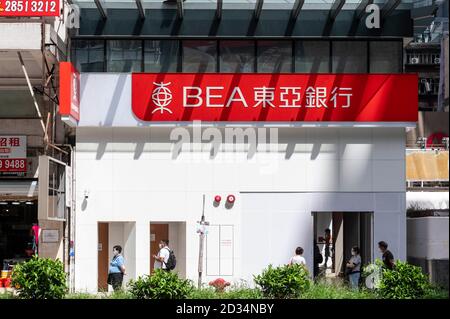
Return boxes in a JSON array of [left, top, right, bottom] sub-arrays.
[[290, 255, 306, 265], [154, 247, 170, 270]]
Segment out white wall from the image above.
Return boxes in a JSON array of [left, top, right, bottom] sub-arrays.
[[168, 222, 187, 279], [123, 222, 136, 285], [74, 125, 407, 292], [407, 217, 449, 260], [240, 192, 406, 284]]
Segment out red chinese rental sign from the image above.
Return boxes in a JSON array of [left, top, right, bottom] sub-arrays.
[[0, 136, 27, 175], [132, 73, 418, 122], [0, 0, 59, 17]]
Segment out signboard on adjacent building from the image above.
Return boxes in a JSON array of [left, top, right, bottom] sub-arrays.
[[0, 135, 27, 176], [59, 62, 80, 127], [42, 229, 59, 243], [132, 73, 418, 122], [0, 0, 60, 17]]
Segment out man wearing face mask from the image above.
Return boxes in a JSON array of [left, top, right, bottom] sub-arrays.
[[153, 240, 171, 271], [108, 245, 126, 291]]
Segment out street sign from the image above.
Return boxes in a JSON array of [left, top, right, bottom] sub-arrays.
[[0, 135, 27, 176], [0, 0, 60, 17], [132, 73, 418, 122]]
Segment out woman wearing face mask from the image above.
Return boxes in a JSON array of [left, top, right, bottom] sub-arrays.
[[108, 245, 126, 291], [346, 246, 361, 290]]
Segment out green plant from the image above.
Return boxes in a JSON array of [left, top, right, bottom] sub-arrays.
[[362, 259, 384, 289], [189, 287, 218, 299], [423, 286, 449, 299], [108, 290, 134, 299], [301, 280, 378, 299], [222, 287, 263, 299], [378, 260, 430, 299], [65, 292, 97, 299], [189, 282, 263, 300], [254, 264, 311, 299], [0, 292, 15, 299], [128, 269, 194, 299], [11, 256, 67, 299]]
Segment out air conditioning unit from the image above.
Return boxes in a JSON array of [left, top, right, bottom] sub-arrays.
[[410, 57, 420, 64], [434, 57, 440, 64]]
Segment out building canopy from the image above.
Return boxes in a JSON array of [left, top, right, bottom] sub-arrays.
[[70, 0, 416, 37]]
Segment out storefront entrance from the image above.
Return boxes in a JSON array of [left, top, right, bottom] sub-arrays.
[[150, 222, 186, 277], [97, 223, 109, 291], [97, 222, 136, 292], [0, 201, 37, 270], [313, 212, 373, 278], [150, 223, 168, 274]]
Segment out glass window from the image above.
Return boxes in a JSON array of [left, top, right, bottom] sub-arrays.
[[370, 41, 402, 73], [71, 40, 105, 72], [182, 40, 217, 72], [257, 41, 292, 73], [106, 40, 142, 72], [219, 41, 255, 73], [295, 41, 330, 73], [144, 40, 179, 72], [332, 41, 367, 73]]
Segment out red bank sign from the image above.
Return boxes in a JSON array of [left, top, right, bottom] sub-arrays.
[[132, 73, 418, 122], [59, 62, 80, 126], [0, 0, 59, 17]]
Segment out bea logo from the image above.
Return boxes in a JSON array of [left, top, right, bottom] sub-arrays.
[[151, 82, 173, 114]]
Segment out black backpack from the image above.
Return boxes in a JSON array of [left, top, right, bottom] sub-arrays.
[[164, 248, 176, 271], [317, 253, 324, 264]]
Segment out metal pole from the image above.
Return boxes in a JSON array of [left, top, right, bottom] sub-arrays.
[[198, 194, 206, 289], [17, 51, 47, 137]]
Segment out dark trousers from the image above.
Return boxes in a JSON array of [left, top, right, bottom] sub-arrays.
[[109, 273, 124, 291]]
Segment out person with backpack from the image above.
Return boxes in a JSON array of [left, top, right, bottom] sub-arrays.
[[313, 241, 323, 278], [153, 239, 176, 271]]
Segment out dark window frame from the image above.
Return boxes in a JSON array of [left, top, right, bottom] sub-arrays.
[[70, 38, 404, 75]]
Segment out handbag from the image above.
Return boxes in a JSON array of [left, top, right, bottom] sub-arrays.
[[107, 273, 112, 285]]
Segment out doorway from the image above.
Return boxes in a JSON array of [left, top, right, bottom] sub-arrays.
[[149, 222, 187, 278], [150, 223, 169, 274], [313, 212, 373, 278], [97, 223, 108, 291], [97, 222, 136, 292], [0, 201, 38, 270]]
